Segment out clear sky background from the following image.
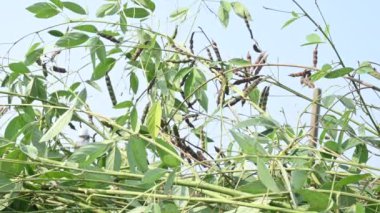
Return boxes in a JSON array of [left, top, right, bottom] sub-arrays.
[[1, 1, 379, 164]]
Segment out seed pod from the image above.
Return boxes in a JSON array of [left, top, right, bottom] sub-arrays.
[[189, 32, 195, 54], [141, 102, 150, 123], [211, 40, 222, 62], [105, 73, 117, 106], [68, 122, 76, 130], [244, 14, 254, 40], [42, 64, 48, 77], [52, 66, 67, 73], [246, 52, 252, 63], [171, 25, 178, 40], [206, 47, 214, 61], [259, 86, 270, 112], [253, 43, 262, 53], [97, 32, 120, 44], [289, 69, 308, 77], [50, 50, 61, 61], [185, 118, 195, 128], [233, 75, 261, 85], [131, 43, 145, 61], [216, 87, 225, 106], [173, 124, 180, 138], [253, 52, 268, 75], [243, 77, 262, 97], [313, 45, 318, 68]]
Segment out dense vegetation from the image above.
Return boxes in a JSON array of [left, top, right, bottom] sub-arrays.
[[0, 0, 379, 212]]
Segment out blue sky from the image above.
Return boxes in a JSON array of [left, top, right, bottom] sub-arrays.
[[1, 1, 379, 163]]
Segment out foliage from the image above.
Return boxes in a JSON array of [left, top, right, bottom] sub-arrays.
[[0, 0, 379, 212]]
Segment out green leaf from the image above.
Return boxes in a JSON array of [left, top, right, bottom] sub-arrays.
[[353, 144, 368, 164], [325, 67, 354, 79], [9, 62, 30, 74], [236, 115, 280, 129], [48, 30, 64, 37], [130, 107, 139, 131], [25, 46, 43, 66], [68, 143, 109, 167], [50, 0, 63, 9], [119, 12, 128, 33], [114, 101, 133, 109], [322, 95, 335, 107], [19, 144, 38, 160], [298, 189, 330, 211], [92, 58, 116, 80], [133, 0, 155, 11], [128, 136, 148, 172], [39, 108, 74, 142], [62, 1, 86, 14], [4, 114, 33, 140], [146, 102, 162, 138], [142, 168, 166, 184], [301, 33, 323, 46], [26, 2, 60, 19], [230, 131, 267, 157], [56, 32, 89, 48], [310, 64, 332, 81], [228, 58, 251, 67], [257, 158, 280, 192], [248, 88, 260, 104], [196, 90, 208, 112], [124, 7, 150, 18], [238, 180, 268, 194], [281, 17, 298, 29], [290, 170, 308, 192], [27, 77, 47, 100], [356, 61, 374, 74], [73, 24, 98, 33], [96, 3, 119, 17], [335, 174, 371, 190], [337, 96, 355, 111], [231, 2, 251, 20], [106, 145, 121, 171], [155, 138, 180, 168], [218, 1, 231, 27], [130, 72, 139, 94], [170, 8, 188, 20]]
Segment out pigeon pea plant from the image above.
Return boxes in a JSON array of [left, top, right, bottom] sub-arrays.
[[0, 0, 379, 212]]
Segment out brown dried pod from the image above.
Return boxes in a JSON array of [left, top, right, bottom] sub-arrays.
[[244, 14, 254, 40], [141, 102, 150, 123], [189, 32, 195, 54], [259, 86, 270, 112], [105, 73, 117, 106], [289, 70, 306, 77], [243, 77, 262, 97], [211, 40, 222, 62], [216, 86, 225, 106], [52, 66, 67, 73], [131, 45, 145, 61], [97, 32, 120, 44], [185, 118, 195, 128], [246, 51, 252, 62], [68, 122, 76, 130], [233, 75, 261, 85], [253, 52, 268, 75], [50, 50, 61, 61], [206, 47, 214, 61], [253, 43, 262, 53], [313, 44, 318, 68], [42, 64, 48, 77]]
